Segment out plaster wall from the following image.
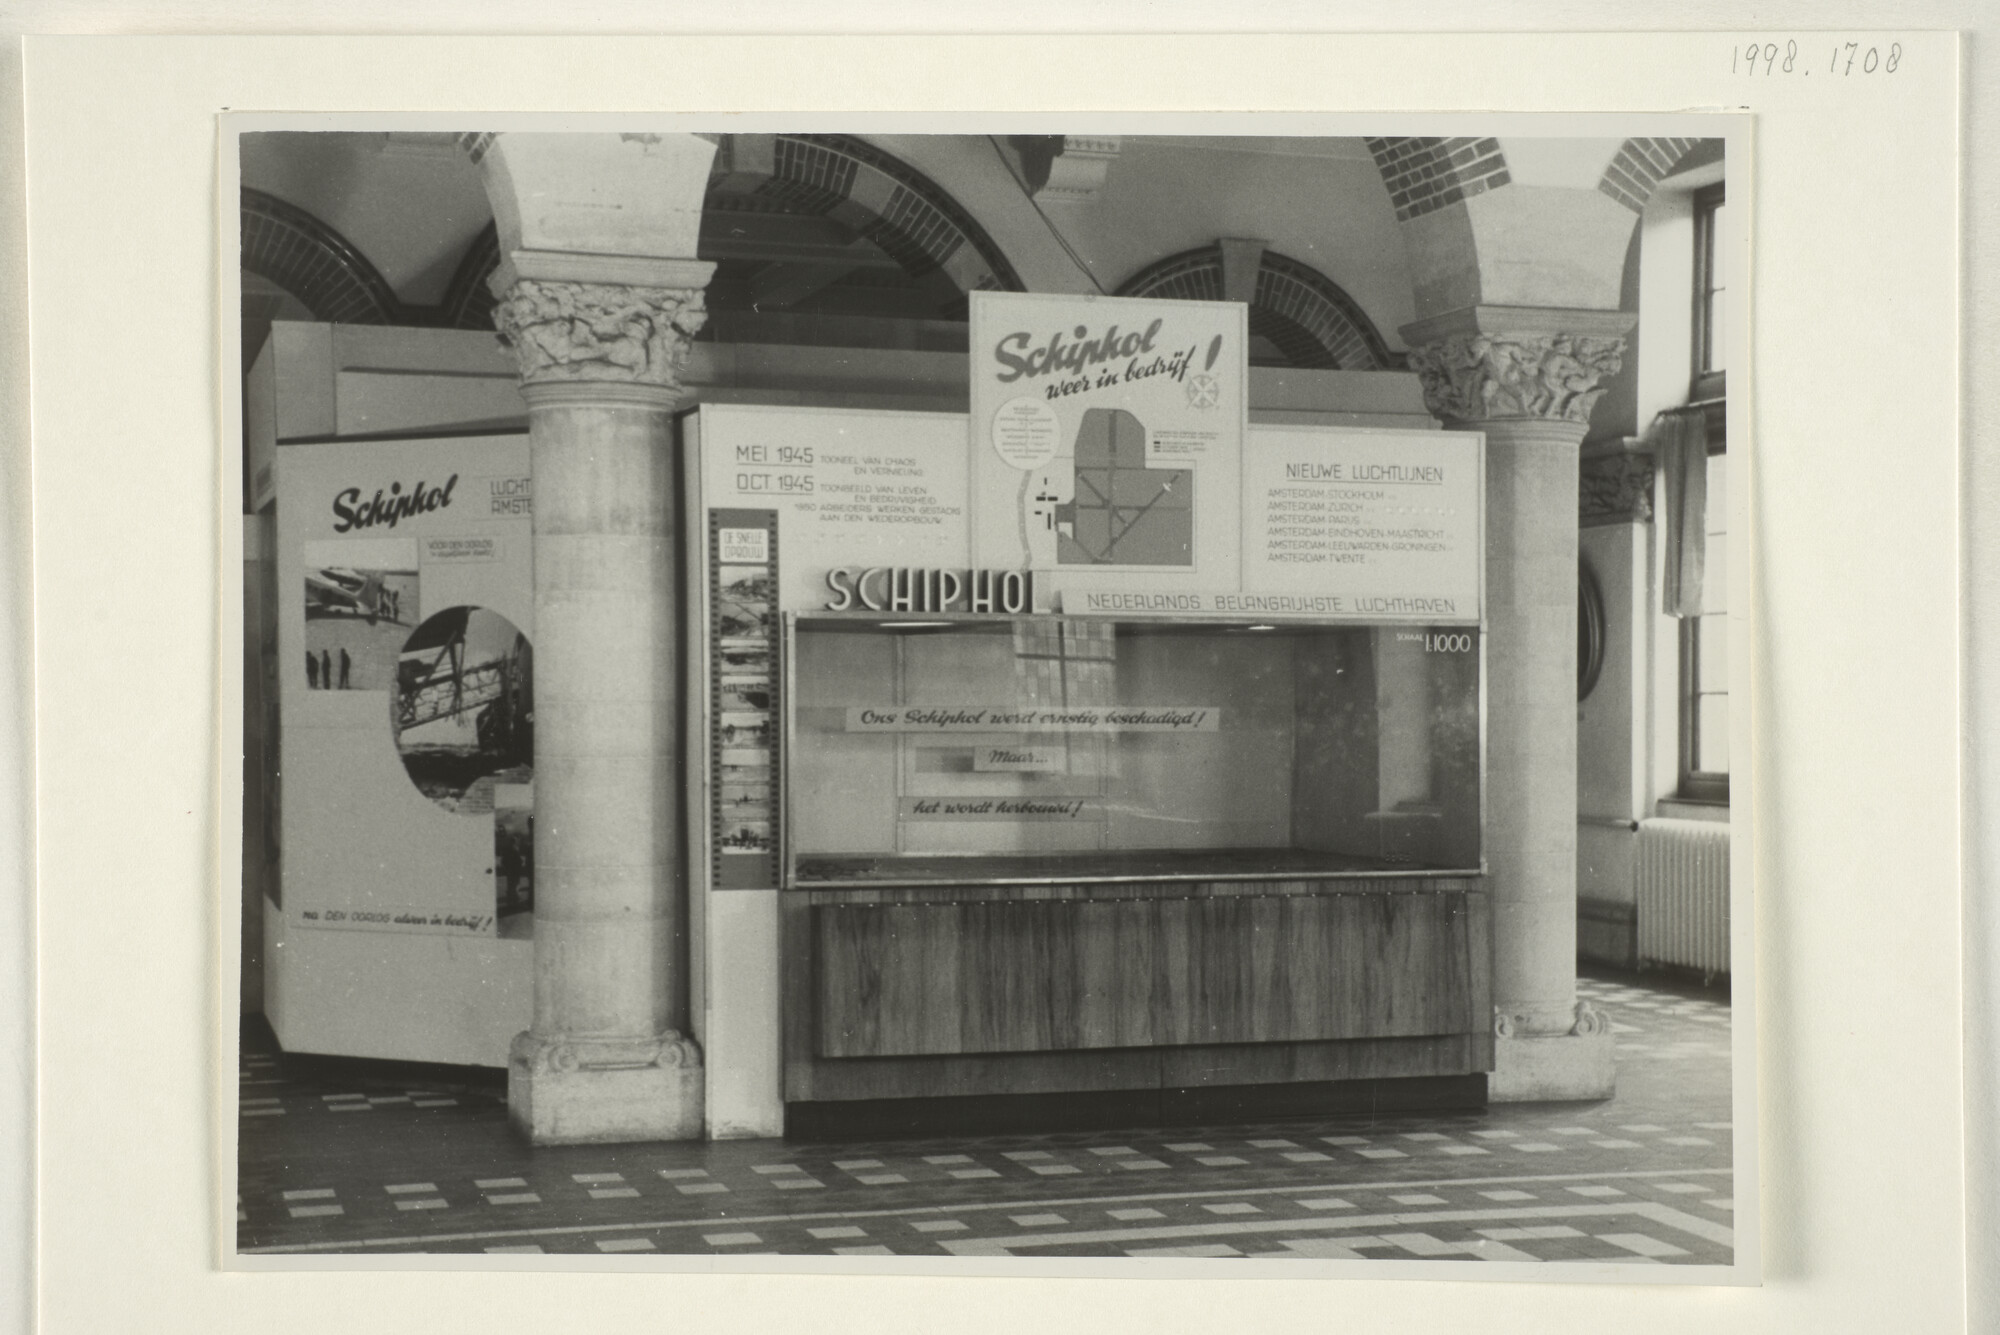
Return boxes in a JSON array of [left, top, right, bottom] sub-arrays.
[[1041, 138, 1416, 350], [1577, 517, 1651, 967], [1464, 186, 1638, 313], [241, 133, 491, 304]]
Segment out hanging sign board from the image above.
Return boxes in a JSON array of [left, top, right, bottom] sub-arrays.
[[968, 291, 1247, 587]]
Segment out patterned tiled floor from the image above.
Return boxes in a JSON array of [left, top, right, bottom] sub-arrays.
[[237, 969, 1735, 1263]]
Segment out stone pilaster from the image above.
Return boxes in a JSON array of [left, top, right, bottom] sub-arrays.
[[1026, 135, 1122, 205], [1580, 441, 1655, 528], [1403, 304, 1633, 1102], [492, 260, 714, 1143]]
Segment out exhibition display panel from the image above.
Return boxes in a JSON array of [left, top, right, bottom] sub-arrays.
[[685, 293, 1493, 1131], [267, 432, 536, 1068], [255, 293, 1494, 1132]]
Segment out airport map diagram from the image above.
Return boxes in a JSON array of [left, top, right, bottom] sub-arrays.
[[1021, 406, 1194, 568]]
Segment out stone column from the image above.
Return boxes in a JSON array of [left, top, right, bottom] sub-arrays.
[[1404, 304, 1633, 1102], [471, 131, 719, 1143], [492, 280, 711, 1144]]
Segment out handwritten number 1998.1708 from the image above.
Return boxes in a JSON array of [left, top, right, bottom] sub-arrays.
[[1733, 40, 1902, 76]]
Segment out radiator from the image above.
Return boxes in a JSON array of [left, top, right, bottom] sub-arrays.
[[1635, 818, 1731, 976]]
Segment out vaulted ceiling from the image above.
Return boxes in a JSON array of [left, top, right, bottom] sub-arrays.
[[240, 132, 1415, 371]]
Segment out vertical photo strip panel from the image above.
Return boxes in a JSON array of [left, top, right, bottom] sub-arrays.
[[710, 508, 781, 889]]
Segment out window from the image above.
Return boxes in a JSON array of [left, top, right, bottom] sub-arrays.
[[1691, 182, 1727, 402], [1678, 448, 1728, 802], [1679, 180, 1728, 804]]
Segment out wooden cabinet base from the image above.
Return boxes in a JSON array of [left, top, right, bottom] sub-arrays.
[[785, 1071, 1488, 1141], [782, 877, 1493, 1119], [787, 1032, 1492, 1103]]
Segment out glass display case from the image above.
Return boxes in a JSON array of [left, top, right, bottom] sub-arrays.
[[786, 614, 1482, 886]]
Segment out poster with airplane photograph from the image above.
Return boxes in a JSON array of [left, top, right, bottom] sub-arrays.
[[301, 536, 418, 691]]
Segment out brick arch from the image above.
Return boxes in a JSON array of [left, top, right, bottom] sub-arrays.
[[240, 188, 400, 325], [1597, 138, 1710, 213], [1114, 246, 1394, 371], [438, 223, 500, 330], [705, 133, 1025, 312], [240, 189, 500, 330], [450, 134, 1027, 322], [1364, 136, 1511, 223]]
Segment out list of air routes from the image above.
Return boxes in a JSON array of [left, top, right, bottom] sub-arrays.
[[1242, 435, 1481, 619]]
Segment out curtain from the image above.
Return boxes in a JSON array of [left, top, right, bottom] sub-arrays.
[[1653, 407, 1709, 618]]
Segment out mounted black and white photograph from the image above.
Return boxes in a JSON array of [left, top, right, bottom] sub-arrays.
[[300, 536, 417, 691], [391, 604, 535, 813], [231, 121, 1750, 1278]]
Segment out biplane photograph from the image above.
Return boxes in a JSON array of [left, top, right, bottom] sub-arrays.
[[300, 537, 417, 691], [390, 604, 534, 813], [304, 565, 402, 625]]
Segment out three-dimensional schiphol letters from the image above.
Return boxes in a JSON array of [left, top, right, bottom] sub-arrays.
[[823, 566, 1036, 614]]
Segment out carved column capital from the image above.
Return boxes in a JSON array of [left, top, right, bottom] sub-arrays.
[[1400, 305, 1635, 428], [1406, 330, 1628, 426], [1581, 446, 1655, 526], [492, 277, 708, 399]]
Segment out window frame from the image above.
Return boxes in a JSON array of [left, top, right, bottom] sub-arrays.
[[1674, 180, 1730, 805], [1676, 425, 1729, 805], [1690, 181, 1727, 403]]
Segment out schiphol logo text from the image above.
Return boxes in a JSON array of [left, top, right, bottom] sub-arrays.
[[991, 316, 1226, 401], [330, 474, 458, 533]]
